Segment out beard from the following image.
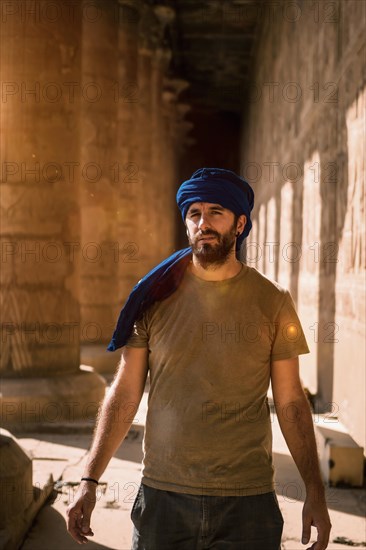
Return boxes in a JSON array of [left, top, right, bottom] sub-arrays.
[[187, 221, 237, 270]]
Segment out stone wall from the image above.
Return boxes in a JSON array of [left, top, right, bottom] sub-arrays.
[[240, 0, 365, 449]]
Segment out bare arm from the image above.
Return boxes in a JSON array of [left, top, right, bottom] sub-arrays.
[[271, 356, 331, 550], [66, 345, 149, 544]]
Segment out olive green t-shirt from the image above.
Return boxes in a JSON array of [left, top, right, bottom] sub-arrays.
[[125, 262, 310, 496]]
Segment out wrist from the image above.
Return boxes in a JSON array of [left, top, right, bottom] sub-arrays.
[[81, 476, 99, 485], [305, 482, 326, 500]]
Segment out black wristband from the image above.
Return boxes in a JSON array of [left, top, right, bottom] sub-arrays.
[[81, 477, 99, 485]]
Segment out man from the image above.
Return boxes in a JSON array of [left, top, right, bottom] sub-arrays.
[[67, 168, 331, 549]]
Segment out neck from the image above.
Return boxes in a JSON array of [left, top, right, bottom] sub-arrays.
[[189, 253, 243, 282]]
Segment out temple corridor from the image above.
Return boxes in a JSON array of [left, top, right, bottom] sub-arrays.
[[0, 1, 365, 548]]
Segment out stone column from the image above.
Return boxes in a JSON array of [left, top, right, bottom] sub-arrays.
[[298, 151, 322, 396], [115, 0, 144, 307], [150, 47, 174, 259], [135, 3, 155, 271], [175, 104, 194, 158], [278, 181, 294, 290], [79, 0, 121, 372], [171, 107, 194, 252], [148, 5, 178, 261], [265, 196, 277, 281], [160, 78, 191, 256], [0, 0, 105, 430]]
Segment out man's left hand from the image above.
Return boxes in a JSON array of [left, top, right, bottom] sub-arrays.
[[301, 493, 332, 550]]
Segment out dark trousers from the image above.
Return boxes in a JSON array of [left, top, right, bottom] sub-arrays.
[[131, 483, 284, 550]]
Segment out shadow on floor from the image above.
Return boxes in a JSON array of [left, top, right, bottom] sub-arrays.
[[274, 451, 366, 518], [16, 431, 144, 464], [20, 505, 121, 550]]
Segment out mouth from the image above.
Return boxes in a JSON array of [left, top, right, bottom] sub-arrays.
[[198, 236, 216, 242]]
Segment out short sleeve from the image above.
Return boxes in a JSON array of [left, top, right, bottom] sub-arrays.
[[124, 312, 149, 348], [270, 291, 310, 361]]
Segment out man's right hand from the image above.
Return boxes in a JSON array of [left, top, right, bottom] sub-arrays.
[[66, 481, 97, 544], [65, 346, 149, 544]]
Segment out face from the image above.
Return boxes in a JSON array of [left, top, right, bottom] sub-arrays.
[[185, 202, 246, 268]]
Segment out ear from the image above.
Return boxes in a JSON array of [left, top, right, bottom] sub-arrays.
[[237, 214, 247, 234]]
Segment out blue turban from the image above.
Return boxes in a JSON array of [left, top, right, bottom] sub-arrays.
[[177, 167, 254, 253], [107, 168, 254, 351]]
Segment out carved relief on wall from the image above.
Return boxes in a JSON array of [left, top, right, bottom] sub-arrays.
[[278, 181, 293, 288], [341, 88, 366, 274], [301, 151, 322, 275]]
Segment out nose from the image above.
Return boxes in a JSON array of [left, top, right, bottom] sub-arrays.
[[197, 212, 210, 230]]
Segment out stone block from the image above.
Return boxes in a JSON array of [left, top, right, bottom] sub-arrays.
[[0, 370, 106, 430], [315, 417, 364, 487], [81, 344, 120, 374], [80, 305, 116, 343], [0, 288, 80, 325], [0, 431, 33, 528], [13, 240, 70, 285], [0, 183, 79, 236], [80, 276, 116, 305], [0, 430, 54, 550]]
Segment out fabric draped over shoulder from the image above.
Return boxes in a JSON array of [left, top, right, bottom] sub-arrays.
[[107, 247, 192, 351]]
